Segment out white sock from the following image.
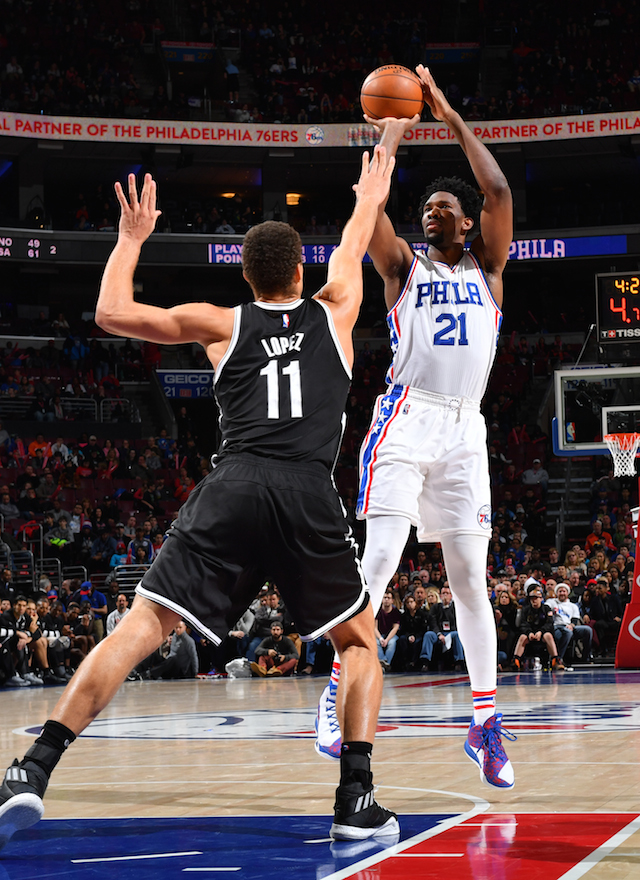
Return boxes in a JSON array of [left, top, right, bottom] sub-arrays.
[[440, 532, 498, 720]]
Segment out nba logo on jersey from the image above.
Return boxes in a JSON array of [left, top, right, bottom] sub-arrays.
[[282, 314, 290, 328], [402, 403, 411, 415], [477, 504, 491, 529]]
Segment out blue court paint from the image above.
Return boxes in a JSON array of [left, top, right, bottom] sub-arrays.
[[0, 814, 448, 880]]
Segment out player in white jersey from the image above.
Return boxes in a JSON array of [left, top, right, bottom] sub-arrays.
[[316, 65, 516, 789]]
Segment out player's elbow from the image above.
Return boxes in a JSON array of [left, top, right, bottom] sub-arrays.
[[95, 308, 121, 335], [95, 307, 136, 338], [94, 307, 114, 332]]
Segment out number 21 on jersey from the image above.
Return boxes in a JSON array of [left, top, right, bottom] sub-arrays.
[[260, 360, 303, 419], [434, 312, 469, 346]]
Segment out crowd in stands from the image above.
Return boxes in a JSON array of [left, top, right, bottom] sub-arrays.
[[482, 0, 640, 121], [0, 0, 172, 119], [0, 335, 162, 400], [2, 0, 637, 126], [0, 416, 218, 686]]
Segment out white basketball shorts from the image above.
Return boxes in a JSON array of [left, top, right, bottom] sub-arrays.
[[356, 384, 492, 542]]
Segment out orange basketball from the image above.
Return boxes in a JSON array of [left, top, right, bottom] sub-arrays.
[[360, 65, 424, 120]]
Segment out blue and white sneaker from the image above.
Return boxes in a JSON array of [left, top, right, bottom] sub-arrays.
[[464, 713, 516, 789], [314, 675, 342, 761]]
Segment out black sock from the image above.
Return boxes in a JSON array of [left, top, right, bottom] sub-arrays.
[[339, 741, 373, 790], [23, 720, 76, 776], [341, 741, 372, 758]]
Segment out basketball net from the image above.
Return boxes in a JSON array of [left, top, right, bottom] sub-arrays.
[[604, 433, 640, 478]]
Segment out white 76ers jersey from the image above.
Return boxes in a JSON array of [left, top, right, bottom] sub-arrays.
[[386, 250, 502, 401]]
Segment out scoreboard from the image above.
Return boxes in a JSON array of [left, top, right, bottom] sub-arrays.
[[596, 271, 640, 344], [0, 230, 343, 267]]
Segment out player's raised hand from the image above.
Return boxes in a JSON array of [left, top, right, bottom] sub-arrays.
[[415, 65, 454, 122], [353, 144, 396, 201], [114, 172, 162, 245]]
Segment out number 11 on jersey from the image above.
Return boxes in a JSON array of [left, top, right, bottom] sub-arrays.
[[260, 359, 303, 419]]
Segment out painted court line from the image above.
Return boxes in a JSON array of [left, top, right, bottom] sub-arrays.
[[557, 814, 640, 879], [72, 851, 202, 863], [395, 852, 464, 857], [182, 870, 242, 873], [463, 822, 518, 826], [320, 792, 489, 880]]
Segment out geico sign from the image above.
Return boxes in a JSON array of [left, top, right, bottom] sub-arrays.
[[163, 375, 212, 384]]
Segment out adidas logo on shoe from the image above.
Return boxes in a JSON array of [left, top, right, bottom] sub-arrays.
[[330, 785, 399, 841]]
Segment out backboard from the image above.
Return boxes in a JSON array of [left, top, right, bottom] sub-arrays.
[[553, 365, 640, 456]]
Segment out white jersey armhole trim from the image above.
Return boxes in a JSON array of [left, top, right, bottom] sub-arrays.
[[467, 251, 503, 316], [213, 306, 242, 386], [315, 298, 352, 379]]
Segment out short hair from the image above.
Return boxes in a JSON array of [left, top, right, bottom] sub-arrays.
[[242, 221, 302, 296], [418, 176, 483, 232]]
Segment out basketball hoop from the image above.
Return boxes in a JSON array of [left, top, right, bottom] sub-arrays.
[[604, 433, 640, 477]]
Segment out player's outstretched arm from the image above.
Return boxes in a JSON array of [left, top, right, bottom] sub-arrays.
[[416, 65, 513, 280], [95, 173, 233, 348], [363, 116, 418, 310], [315, 146, 395, 360]]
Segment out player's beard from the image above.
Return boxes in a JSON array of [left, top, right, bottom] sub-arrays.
[[425, 229, 444, 246]]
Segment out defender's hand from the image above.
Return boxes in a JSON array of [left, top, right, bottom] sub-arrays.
[[352, 144, 396, 201], [115, 172, 162, 245]]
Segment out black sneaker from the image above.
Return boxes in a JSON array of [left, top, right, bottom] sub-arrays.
[[42, 670, 67, 686], [330, 785, 399, 840], [0, 759, 47, 850]]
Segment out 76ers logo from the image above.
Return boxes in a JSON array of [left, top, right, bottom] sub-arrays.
[[477, 504, 491, 528]]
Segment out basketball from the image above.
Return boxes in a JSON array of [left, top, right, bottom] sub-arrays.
[[360, 65, 424, 120]]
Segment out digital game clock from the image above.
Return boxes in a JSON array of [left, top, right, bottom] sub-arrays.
[[596, 271, 640, 343]]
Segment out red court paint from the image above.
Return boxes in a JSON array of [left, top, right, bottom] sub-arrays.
[[394, 676, 470, 689], [344, 813, 637, 879]]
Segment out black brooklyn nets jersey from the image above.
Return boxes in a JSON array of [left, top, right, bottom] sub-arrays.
[[213, 297, 352, 470]]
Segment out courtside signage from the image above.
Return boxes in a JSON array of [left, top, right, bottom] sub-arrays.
[[157, 370, 214, 398], [2, 110, 640, 146]]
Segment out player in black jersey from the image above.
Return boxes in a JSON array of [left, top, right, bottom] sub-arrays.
[[0, 148, 398, 846]]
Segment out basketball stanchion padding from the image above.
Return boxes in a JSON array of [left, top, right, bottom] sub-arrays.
[[609, 434, 640, 668]]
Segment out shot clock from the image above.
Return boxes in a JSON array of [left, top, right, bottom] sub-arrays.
[[596, 272, 640, 344]]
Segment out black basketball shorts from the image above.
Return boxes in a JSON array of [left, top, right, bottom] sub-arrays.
[[136, 453, 368, 643]]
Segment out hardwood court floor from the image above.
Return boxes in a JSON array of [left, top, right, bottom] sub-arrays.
[[1, 667, 640, 879]]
